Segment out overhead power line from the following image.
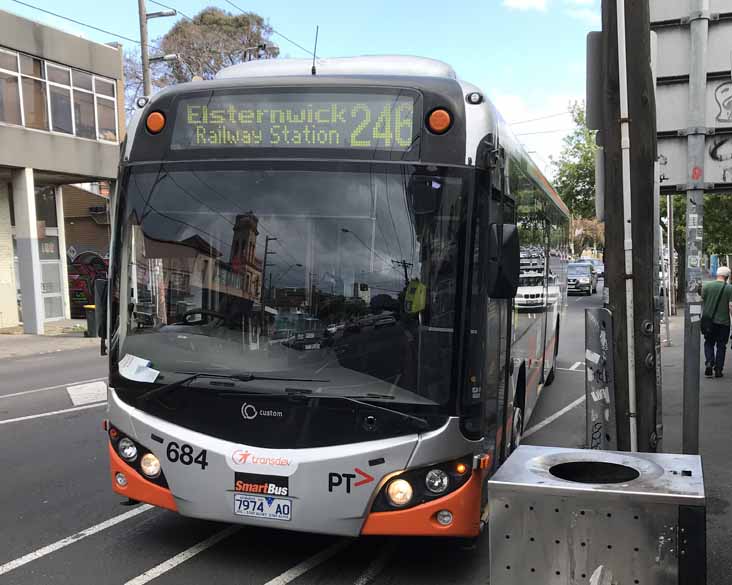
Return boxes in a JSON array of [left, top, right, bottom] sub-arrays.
[[222, 0, 317, 58], [516, 127, 575, 136], [9, 0, 142, 45], [510, 111, 572, 125], [148, 0, 195, 21]]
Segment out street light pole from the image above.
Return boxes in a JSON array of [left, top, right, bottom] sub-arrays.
[[137, 1, 176, 97], [137, 0, 151, 96]]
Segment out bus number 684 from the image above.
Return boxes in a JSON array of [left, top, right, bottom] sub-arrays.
[[166, 441, 209, 470]]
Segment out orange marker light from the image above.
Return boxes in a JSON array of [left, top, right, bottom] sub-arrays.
[[146, 111, 166, 134], [456, 462, 468, 475], [427, 109, 452, 134], [109, 427, 119, 440]]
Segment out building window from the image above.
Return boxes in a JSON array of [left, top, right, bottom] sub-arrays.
[[96, 96, 116, 141], [0, 70, 21, 125], [0, 45, 118, 143], [73, 90, 95, 139], [21, 77, 48, 130], [49, 85, 72, 134]]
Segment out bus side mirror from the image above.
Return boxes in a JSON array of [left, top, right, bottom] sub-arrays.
[[487, 224, 520, 299], [94, 278, 108, 356]]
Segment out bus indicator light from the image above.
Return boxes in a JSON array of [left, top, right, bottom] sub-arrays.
[[146, 112, 166, 134], [456, 463, 468, 475], [427, 108, 452, 134]]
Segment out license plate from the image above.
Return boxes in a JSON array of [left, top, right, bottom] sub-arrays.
[[304, 343, 320, 350], [234, 494, 292, 521]]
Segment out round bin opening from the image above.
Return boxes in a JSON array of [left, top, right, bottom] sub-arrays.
[[549, 461, 640, 484]]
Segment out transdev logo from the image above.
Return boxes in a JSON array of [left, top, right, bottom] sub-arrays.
[[231, 449, 292, 467]]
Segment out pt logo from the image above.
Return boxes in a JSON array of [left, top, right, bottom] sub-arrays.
[[328, 468, 374, 493]]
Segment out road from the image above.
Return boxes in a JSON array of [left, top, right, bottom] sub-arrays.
[[0, 288, 599, 585]]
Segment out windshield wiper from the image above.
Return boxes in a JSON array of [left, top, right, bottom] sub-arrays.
[[136, 372, 329, 404]]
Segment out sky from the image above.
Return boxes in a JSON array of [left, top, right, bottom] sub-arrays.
[[1, 0, 600, 176]]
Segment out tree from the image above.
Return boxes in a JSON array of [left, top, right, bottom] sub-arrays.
[[551, 102, 598, 219], [572, 217, 605, 254], [123, 7, 278, 115], [160, 7, 278, 83]]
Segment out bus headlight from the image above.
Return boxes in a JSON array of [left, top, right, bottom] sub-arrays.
[[386, 479, 413, 507], [118, 438, 138, 462], [140, 453, 161, 478], [425, 469, 450, 494]]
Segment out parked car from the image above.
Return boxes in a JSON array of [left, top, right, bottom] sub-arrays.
[[567, 262, 598, 295]]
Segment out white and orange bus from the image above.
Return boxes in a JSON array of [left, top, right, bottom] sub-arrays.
[[100, 56, 569, 537]]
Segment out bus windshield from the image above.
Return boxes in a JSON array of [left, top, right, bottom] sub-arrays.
[[112, 161, 468, 410]]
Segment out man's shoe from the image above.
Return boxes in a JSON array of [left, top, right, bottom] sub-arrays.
[[705, 365, 714, 377], [715, 370, 723, 378]]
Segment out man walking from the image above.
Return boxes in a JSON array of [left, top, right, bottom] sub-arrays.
[[702, 266, 732, 377]]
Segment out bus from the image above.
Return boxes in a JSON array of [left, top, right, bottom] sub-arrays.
[[101, 56, 569, 538]]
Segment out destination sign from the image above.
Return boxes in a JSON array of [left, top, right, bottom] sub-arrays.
[[170, 92, 417, 151]]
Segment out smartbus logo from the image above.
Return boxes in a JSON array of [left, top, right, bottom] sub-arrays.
[[234, 472, 289, 496], [231, 450, 292, 467]]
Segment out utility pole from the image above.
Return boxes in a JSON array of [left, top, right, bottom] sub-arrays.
[[259, 236, 277, 330], [137, 0, 176, 97], [392, 259, 413, 285], [601, 0, 659, 452], [668, 194, 676, 315], [682, 0, 710, 455], [137, 0, 151, 96]]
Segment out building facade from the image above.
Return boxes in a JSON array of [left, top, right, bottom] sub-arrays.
[[0, 9, 123, 332]]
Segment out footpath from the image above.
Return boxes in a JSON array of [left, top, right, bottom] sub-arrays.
[[660, 310, 732, 582], [0, 319, 98, 360]]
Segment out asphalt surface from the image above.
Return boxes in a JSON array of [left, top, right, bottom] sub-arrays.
[[0, 288, 603, 585]]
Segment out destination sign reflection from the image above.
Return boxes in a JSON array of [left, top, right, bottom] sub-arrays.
[[171, 93, 417, 151]]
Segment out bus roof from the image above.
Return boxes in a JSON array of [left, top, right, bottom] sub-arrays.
[[216, 55, 457, 80]]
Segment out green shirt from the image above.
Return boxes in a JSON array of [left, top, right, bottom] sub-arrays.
[[702, 280, 732, 325]]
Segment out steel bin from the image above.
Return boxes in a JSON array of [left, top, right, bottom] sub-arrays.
[[488, 445, 705, 585]]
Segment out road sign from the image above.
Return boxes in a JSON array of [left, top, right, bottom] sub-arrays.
[[652, 8, 732, 192]]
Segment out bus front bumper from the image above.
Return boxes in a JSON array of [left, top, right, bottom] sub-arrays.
[[106, 387, 483, 537]]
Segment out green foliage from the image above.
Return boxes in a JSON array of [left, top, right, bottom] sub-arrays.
[[551, 102, 598, 219], [161, 7, 278, 83], [124, 7, 278, 114], [662, 194, 732, 255]]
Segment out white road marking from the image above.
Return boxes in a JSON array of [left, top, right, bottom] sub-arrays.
[[67, 381, 108, 405], [124, 526, 240, 585], [0, 504, 153, 576], [569, 361, 582, 371], [0, 403, 106, 425], [0, 377, 107, 400], [557, 367, 584, 373], [522, 395, 587, 439], [353, 541, 397, 585], [263, 540, 351, 585]]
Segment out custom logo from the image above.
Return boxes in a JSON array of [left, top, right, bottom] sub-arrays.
[[231, 449, 291, 467], [241, 402, 284, 421], [328, 468, 375, 493], [234, 472, 289, 496]]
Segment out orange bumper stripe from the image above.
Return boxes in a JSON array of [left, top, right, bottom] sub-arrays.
[[108, 443, 177, 512], [360, 470, 483, 537]]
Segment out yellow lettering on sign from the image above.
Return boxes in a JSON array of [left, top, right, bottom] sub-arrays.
[[238, 110, 255, 124], [350, 104, 371, 147], [187, 105, 201, 123]]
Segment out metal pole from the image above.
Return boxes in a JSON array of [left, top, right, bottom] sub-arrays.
[[682, 0, 710, 456], [137, 0, 152, 96], [668, 195, 677, 314], [616, 0, 638, 451], [663, 211, 672, 347]]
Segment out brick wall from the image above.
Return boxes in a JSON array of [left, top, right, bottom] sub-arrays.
[[63, 185, 110, 257], [0, 184, 19, 328]]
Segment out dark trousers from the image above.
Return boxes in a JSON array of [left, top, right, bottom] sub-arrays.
[[704, 323, 731, 371]]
